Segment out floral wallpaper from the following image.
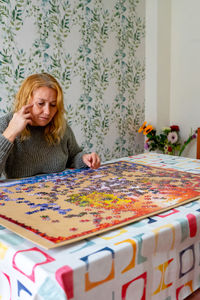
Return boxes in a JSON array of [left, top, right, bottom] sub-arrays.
[[0, 0, 145, 162]]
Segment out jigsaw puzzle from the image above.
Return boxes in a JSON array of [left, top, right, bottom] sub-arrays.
[[0, 161, 200, 248]]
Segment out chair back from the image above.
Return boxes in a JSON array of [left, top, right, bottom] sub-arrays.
[[197, 128, 200, 159]]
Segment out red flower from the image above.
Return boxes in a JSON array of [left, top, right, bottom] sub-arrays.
[[170, 125, 179, 132], [168, 146, 172, 152]]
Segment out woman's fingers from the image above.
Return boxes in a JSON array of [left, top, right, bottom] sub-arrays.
[[82, 153, 101, 169], [21, 104, 33, 115]]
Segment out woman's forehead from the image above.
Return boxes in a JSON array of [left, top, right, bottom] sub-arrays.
[[32, 86, 57, 99]]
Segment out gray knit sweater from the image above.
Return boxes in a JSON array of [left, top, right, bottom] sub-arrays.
[[0, 112, 87, 179]]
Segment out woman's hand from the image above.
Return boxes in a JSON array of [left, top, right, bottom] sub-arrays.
[[82, 152, 101, 169], [3, 104, 33, 142]]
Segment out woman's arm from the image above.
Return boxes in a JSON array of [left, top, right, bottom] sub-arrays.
[[3, 104, 33, 142], [0, 113, 15, 177], [0, 134, 14, 176], [0, 106, 33, 178]]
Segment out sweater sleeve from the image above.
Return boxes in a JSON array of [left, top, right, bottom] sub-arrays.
[[65, 125, 88, 169], [0, 113, 14, 176]]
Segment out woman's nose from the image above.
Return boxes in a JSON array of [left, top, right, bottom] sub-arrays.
[[43, 104, 50, 115]]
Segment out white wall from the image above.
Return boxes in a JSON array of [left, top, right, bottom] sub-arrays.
[[145, 0, 170, 129], [146, 0, 199, 158], [171, 0, 200, 158]]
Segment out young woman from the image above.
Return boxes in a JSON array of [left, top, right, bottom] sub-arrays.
[[0, 73, 100, 179]]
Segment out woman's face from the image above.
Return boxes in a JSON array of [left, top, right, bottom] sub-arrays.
[[30, 86, 58, 126]]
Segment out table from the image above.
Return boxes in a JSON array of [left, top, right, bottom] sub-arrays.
[[1, 153, 200, 300]]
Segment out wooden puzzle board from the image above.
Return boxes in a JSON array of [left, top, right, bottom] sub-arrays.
[[0, 161, 200, 249]]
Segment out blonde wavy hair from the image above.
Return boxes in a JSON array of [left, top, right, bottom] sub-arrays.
[[14, 73, 66, 144]]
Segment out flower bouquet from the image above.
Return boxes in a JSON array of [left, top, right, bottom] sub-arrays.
[[138, 122, 197, 156]]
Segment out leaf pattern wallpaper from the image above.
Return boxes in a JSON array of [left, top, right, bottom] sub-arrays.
[[0, 0, 145, 162]]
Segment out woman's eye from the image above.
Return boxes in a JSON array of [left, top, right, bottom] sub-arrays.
[[51, 104, 56, 107], [38, 102, 44, 106]]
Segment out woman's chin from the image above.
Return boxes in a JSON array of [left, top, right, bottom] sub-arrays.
[[31, 120, 50, 127]]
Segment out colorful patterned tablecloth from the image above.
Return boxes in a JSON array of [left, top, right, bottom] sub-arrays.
[[1, 153, 200, 300]]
